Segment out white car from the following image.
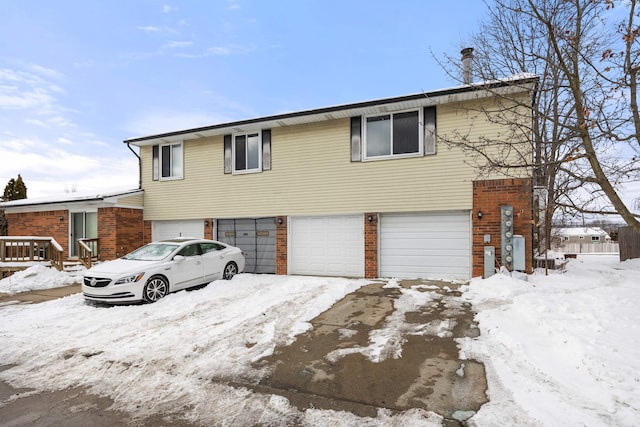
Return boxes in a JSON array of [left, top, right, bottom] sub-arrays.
[[82, 238, 245, 304]]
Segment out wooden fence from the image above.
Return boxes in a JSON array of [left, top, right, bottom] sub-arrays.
[[619, 226, 640, 261], [0, 236, 64, 272], [557, 242, 619, 254]]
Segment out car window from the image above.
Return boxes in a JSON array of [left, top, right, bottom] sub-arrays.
[[200, 242, 226, 253], [177, 244, 201, 257], [123, 243, 180, 261]]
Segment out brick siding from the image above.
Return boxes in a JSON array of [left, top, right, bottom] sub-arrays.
[[364, 213, 378, 278], [472, 178, 533, 277], [276, 216, 287, 275], [6, 210, 69, 254]]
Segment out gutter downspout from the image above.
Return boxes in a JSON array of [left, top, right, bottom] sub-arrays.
[[127, 143, 142, 189]]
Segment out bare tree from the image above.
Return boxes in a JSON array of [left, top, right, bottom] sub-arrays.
[[438, 0, 640, 248]]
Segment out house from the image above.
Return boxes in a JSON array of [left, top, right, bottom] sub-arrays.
[[123, 75, 538, 280], [1, 189, 145, 263], [554, 227, 612, 246]]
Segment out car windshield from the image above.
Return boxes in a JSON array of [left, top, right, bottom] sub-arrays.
[[122, 243, 180, 261]]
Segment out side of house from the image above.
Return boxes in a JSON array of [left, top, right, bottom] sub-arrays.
[[126, 77, 537, 280], [1, 190, 145, 261]]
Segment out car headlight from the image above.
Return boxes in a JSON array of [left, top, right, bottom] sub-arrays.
[[114, 273, 145, 285]]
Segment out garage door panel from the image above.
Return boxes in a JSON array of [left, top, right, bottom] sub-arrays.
[[290, 215, 364, 277], [380, 212, 471, 280], [152, 220, 204, 241], [217, 218, 276, 274]]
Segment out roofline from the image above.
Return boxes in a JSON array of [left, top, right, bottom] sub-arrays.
[[0, 189, 144, 209], [124, 75, 538, 145]]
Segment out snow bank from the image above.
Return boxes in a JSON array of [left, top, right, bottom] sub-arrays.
[[459, 257, 640, 426], [0, 264, 82, 294]]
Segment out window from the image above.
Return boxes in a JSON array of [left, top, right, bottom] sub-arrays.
[[200, 242, 226, 253], [152, 143, 183, 180], [224, 129, 271, 174], [591, 236, 600, 241], [234, 132, 261, 172], [365, 111, 421, 158]]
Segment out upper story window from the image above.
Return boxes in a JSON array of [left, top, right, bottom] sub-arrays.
[[152, 142, 183, 181], [224, 129, 271, 174], [234, 132, 261, 173], [350, 106, 436, 162], [365, 110, 421, 159], [591, 236, 600, 241]]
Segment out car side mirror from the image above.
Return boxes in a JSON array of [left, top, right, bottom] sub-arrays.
[[173, 255, 185, 262]]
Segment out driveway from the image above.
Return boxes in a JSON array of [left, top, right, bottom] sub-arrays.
[[0, 278, 487, 426]]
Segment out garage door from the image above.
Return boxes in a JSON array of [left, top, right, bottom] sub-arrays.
[[289, 215, 364, 277], [380, 211, 471, 280], [152, 220, 204, 241], [217, 218, 276, 274]]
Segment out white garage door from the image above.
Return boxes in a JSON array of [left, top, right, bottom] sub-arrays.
[[380, 211, 471, 281], [289, 215, 364, 277], [152, 220, 204, 241]]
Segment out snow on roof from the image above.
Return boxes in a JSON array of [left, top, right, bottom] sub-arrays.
[[0, 188, 142, 208], [556, 227, 610, 237]]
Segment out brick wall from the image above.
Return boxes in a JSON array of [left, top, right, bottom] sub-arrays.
[[6, 210, 69, 254], [276, 216, 287, 275], [143, 220, 152, 245], [472, 178, 533, 277], [98, 207, 144, 260], [364, 213, 378, 278]]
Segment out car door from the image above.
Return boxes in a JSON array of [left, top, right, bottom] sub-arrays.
[[171, 243, 204, 289], [200, 242, 228, 282]]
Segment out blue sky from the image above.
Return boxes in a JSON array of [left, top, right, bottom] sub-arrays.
[[0, 1, 490, 198]]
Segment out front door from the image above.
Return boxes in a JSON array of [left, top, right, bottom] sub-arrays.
[[71, 212, 97, 257]]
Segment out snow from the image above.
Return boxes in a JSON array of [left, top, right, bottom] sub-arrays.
[[0, 256, 639, 426], [0, 264, 82, 295]]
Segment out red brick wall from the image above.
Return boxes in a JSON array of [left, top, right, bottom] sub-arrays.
[[143, 220, 152, 245], [472, 178, 533, 277], [98, 207, 144, 260], [364, 213, 378, 278], [6, 210, 69, 254], [204, 218, 214, 240], [276, 216, 287, 275]]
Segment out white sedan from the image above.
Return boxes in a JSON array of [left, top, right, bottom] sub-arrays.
[[82, 238, 245, 304]]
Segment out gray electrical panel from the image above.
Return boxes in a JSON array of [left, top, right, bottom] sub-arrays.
[[501, 205, 514, 270], [484, 246, 495, 278], [512, 235, 525, 271]]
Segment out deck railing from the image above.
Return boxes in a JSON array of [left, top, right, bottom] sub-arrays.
[[78, 238, 99, 269], [0, 236, 64, 271]]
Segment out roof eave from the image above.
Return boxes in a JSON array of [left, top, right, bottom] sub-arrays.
[[124, 75, 539, 146]]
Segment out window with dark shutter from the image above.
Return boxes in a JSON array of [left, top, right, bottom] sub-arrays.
[[224, 135, 232, 174], [152, 145, 159, 181], [262, 129, 271, 170], [423, 106, 437, 156], [350, 116, 362, 162]]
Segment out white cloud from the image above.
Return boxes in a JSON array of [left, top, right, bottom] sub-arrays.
[[58, 137, 72, 145], [162, 4, 176, 13], [137, 25, 161, 33], [123, 110, 230, 137], [164, 40, 193, 49]]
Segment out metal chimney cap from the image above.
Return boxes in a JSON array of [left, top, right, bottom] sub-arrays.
[[461, 47, 474, 58]]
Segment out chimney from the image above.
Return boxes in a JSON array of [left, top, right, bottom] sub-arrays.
[[461, 47, 474, 84]]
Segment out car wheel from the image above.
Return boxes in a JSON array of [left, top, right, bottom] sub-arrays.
[[223, 262, 238, 280], [143, 276, 169, 303]]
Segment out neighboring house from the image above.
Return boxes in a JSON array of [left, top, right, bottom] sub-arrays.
[[124, 75, 538, 280], [0, 189, 145, 261], [554, 227, 612, 246]]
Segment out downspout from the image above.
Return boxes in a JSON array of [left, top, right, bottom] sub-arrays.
[[127, 143, 142, 189]]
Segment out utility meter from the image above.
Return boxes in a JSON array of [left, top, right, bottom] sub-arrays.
[[501, 205, 514, 270]]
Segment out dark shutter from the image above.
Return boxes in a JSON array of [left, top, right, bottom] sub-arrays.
[[224, 134, 232, 174], [262, 129, 271, 171], [424, 106, 437, 156], [350, 116, 362, 162], [152, 145, 159, 181]]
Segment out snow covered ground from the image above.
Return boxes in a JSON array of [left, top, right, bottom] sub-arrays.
[[0, 255, 638, 426]]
